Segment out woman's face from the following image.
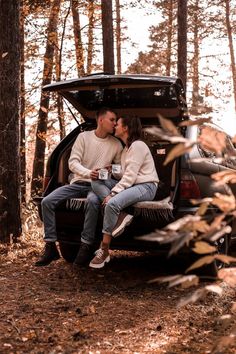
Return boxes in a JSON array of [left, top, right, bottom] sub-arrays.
[[114, 118, 127, 139]]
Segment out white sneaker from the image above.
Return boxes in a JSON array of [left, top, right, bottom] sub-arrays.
[[112, 212, 133, 238], [89, 248, 110, 269]]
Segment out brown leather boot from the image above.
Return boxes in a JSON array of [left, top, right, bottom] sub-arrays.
[[34, 242, 60, 266]]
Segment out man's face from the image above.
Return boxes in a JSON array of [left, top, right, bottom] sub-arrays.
[[99, 111, 117, 134]]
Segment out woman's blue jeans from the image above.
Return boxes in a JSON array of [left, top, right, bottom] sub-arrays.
[[91, 179, 157, 235]]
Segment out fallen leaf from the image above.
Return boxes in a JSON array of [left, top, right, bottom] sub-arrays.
[[198, 126, 226, 155], [210, 214, 226, 230], [40, 106, 48, 113], [158, 115, 180, 135], [148, 274, 182, 284], [164, 142, 193, 166], [196, 202, 210, 216], [170, 274, 199, 288], [185, 255, 215, 273], [192, 241, 216, 254], [212, 193, 236, 212], [231, 302, 236, 311], [88, 305, 96, 314], [215, 254, 236, 265], [211, 170, 236, 185], [166, 215, 201, 231], [205, 284, 223, 295], [177, 288, 207, 307], [179, 117, 212, 127]]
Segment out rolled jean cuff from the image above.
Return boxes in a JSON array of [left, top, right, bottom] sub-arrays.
[[44, 236, 57, 243], [80, 237, 93, 245], [102, 229, 112, 235]]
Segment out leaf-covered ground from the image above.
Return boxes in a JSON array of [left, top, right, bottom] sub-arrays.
[[0, 208, 235, 353]]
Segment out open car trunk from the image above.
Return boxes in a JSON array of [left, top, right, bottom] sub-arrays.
[[43, 74, 188, 124], [40, 74, 187, 259]]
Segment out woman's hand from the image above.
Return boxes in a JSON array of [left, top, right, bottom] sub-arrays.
[[102, 195, 112, 206]]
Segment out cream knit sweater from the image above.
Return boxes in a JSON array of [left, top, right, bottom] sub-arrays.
[[111, 140, 159, 194], [69, 130, 122, 184]]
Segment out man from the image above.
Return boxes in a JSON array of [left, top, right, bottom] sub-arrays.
[[35, 107, 123, 267]]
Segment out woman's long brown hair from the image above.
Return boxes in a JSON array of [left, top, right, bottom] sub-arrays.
[[120, 115, 142, 147]]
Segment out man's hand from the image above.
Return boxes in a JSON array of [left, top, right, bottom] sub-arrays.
[[90, 169, 99, 180], [104, 164, 112, 173]]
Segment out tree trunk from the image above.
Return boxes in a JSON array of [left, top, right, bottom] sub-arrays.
[[192, 0, 200, 108], [177, 0, 187, 91], [225, 0, 236, 111], [55, 2, 70, 140], [55, 33, 66, 140], [31, 0, 61, 197], [166, 0, 173, 76], [115, 0, 121, 74], [87, 0, 95, 74], [20, 0, 26, 203], [72, 0, 85, 77], [101, 0, 115, 74], [0, 0, 21, 242]]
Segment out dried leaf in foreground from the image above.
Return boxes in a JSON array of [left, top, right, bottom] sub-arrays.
[[164, 142, 194, 165], [177, 285, 222, 308], [158, 115, 180, 135], [148, 274, 199, 288], [192, 241, 216, 254], [218, 268, 236, 287], [178, 117, 212, 127], [211, 170, 236, 185], [198, 126, 226, 155]]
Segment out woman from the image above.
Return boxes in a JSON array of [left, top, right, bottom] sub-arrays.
[[89, 115, 159, 269]]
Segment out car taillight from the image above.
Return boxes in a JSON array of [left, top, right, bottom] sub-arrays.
[[43, 176, 50, 192], [180, 171, 201, 199]]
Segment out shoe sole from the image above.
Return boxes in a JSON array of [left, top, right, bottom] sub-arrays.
[[34, 254, 60, 267], [89, 255, 111, 269], [112, 215, 133, 238]]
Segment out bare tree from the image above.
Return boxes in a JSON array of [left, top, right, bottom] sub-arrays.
[[20, 0, 26, 203], [0, 1, 21, 242], [166, 0, 174, 76], [87, 0, 95, 74], [101, 0, 115, 74], [191, 0, 200, 107], [115, 0, 121, 74], [72, 0, 85, 76], [225, 0, 236, 111], [31, 0, 61, 197], [177, 0, 187, 91], [55, 2, 71, 140]]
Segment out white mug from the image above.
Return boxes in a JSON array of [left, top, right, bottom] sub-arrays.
[[112, 164, 121, 174], [98, 168, 109, 180]]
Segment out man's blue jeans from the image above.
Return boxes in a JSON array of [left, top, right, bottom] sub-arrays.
[[91, 180, 157, 235], [41, 183, 101, 245]]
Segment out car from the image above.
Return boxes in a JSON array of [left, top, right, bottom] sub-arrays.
[[36, 73, 236, 271]]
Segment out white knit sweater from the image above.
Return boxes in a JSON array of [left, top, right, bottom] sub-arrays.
[[69, 130, 122, 184], [111, 140, 159, 194]]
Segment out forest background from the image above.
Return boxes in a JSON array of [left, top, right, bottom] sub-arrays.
[[0, 1, 236, 352]]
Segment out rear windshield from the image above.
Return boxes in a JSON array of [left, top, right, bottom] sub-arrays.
[[69, 86, 179, 110]]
